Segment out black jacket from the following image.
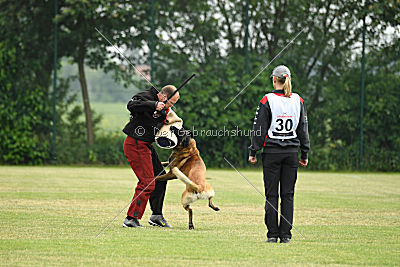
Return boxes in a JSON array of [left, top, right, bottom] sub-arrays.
[[249, 90, 310, 159], [122, 87, 167, 142]]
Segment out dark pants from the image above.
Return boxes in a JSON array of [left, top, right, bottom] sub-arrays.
[[124, 136, 167, 219], [262, 152, 298, 239]]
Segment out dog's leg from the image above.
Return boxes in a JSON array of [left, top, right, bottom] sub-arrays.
[[208, 197, 220, 211], [155, 172, 177, 181], [184, 205, 194, 230], [171, 167, 200, 192], [176, 158, 189, 169]]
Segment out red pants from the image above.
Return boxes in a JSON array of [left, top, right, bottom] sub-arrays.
[[124, 136, 155, 219]]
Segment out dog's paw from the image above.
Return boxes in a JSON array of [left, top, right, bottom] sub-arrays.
[[189, 224, 194, 230], [209, 204, 220, 211]]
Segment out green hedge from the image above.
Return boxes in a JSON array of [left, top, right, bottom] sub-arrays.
[[56, 132, 127, 165]]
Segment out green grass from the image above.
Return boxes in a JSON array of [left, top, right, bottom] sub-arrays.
[[1, 167, 399, 266], [91, 102, 130, 131]]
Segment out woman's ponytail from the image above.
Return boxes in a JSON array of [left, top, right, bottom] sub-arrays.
[[283, 75, 292, 97]]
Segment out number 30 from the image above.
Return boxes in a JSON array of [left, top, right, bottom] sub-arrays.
[[275, 118, 293, 131]]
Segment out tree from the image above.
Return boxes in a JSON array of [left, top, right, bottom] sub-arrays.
[[149, 0, 400, 167], [320, 41, 400, 170], [0, 1, 60, 164], [56, 0, 151, 145]]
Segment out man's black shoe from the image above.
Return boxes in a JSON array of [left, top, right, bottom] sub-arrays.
[[266, 237, 278, 243], [148, 215, 172, 228], [123, 217, 143, 228], [280, 237, 291, 243]]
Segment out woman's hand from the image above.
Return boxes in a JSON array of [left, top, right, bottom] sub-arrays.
[[248, 156, 257, 164], [299, 158, 308, 167]]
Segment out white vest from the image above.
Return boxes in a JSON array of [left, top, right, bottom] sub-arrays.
[[267, 93, 301, 140]]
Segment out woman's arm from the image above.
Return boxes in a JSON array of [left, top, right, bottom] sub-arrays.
[[249, 99, 271, 157], [296, 100, 310, 160]]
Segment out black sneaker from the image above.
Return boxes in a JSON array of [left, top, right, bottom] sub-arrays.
[[280, 237, 291, 243], [148, 215, 172, 228], [123, 217, 143, 228], [266, 237, 278, 243]]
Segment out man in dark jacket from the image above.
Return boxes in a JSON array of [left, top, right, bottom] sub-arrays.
[[122, 85, 179, 228]]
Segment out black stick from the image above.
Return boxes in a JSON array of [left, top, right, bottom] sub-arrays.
[[163, 74, 195, 103]]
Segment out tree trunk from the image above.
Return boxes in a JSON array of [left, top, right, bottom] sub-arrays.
[[78, 54, 94, 146]]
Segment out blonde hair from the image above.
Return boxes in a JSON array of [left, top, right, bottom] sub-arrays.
[[276, 76, 292, 97]]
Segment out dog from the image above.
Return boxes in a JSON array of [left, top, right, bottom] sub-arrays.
[[155, 127, 219, 230]]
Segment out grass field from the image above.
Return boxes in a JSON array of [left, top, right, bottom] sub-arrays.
[[91, 102, 130, 132], [1, 166, 399, 266]]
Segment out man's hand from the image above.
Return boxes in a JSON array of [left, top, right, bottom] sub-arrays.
[[248, 156, 257, 164], [299, 158, 308, 167], [156, 102, 165, 111]]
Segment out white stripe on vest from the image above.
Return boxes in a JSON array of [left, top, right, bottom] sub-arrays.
[[267, 93, 301, 140]]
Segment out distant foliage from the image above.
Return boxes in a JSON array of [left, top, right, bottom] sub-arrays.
[[60, 62, 140, 103], [148, 1, 400, 171], [0, 42, 50, 164], [55, 103, 126, 165], [313, 45, 400, 171], [1, 1, 399, 171]]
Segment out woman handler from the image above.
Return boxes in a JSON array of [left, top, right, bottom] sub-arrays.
[[248, 65, 310, 243]]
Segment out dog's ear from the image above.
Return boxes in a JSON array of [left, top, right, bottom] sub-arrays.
[[170, 126, 192, 147], [170, 126, 180, 136], [170, 126, 186, 146]]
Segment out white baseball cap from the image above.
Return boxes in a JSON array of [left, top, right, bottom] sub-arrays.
[[271, 65, 291, 79]]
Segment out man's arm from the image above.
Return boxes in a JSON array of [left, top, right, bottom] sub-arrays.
[[296, 100, 310, 160], [249, 99, 270, 157], [127, 96, 157, 113]]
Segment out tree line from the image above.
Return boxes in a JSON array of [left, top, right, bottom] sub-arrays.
[[0, 0, 399, 170]]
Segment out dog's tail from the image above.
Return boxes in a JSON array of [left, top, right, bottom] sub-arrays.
[[171, 167, 200, 192]]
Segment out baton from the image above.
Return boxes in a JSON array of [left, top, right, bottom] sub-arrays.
[[163, 74, 196, 104], [153, 74, 196, 118]]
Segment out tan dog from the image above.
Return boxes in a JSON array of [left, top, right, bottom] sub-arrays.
[[156, 137, 219, 230]]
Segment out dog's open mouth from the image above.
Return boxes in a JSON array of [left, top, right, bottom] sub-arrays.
[[156, 137, 177, 148]]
